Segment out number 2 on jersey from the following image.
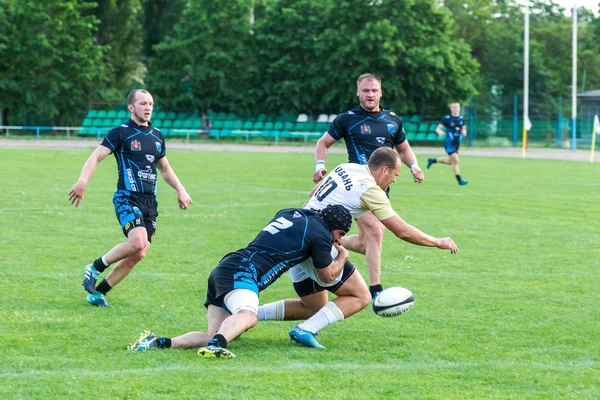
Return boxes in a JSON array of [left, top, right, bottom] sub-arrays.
[[263, 217, 293, 234], [314, 177, 338, 201]]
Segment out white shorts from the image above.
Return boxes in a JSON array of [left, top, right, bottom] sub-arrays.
[[288, 246, 343, 287], [223, 289, 259, 314]]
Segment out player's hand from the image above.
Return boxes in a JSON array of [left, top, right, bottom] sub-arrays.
[[68, 180, 87, 208], [177, 189, 193, 210], [411, 165, 424, 183], [437, 237, 459, 254], [333, 243, 349, 262], [312, 168, 327, 183]]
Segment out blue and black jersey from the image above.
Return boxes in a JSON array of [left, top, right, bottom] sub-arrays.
[[440, 114, 465, 149], [328, 106, 406, 164], [101, 120, 166, 195], [221, 208, 334, 292]]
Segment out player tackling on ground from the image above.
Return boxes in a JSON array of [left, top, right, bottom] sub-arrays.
[[259, 147, 459, 349]]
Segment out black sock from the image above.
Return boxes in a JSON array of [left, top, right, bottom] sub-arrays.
[[430, 158, 437, 163], [93, 257, 108, 273], [456, 175, 462, 182], [208, 334, 228, 348], [369, 284, 383, 297], [95, 279, 112, 295], [157, 337, 171, 349]]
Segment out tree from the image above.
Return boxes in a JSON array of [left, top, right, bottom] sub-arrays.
[[0, 0, 110, 125], [146, 0, 257, 114]]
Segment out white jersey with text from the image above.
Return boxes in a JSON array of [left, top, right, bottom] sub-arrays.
[[304, 163, 396, 221]]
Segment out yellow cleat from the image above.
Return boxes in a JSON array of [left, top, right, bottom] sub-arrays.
[[197, 345, 236, 359]]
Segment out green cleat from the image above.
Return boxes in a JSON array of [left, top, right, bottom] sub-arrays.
[[197, 345, 236, 359], [86, 291, 112, 308]]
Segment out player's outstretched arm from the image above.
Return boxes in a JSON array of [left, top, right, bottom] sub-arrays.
[[381, 214, 459, 253], [313, 133, 336, 183], [68, 145, 111, 207], [314, 243, 349, 284], [157, 157, 192, 209]]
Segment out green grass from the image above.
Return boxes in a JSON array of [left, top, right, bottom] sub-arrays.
[[1, 148, 598, 399]]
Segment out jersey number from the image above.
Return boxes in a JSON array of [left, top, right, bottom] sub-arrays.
[[262, 217, 293, 235], [314, 177, 338, 201]]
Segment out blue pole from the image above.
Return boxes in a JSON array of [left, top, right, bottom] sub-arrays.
[[513, 95, 518, 145], [468, 95, 473, 146], [557, 96, 562, 148], [36, 127, 40, 139]]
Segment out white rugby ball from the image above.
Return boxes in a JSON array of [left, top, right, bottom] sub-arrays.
[[372, 286, 414, 317]]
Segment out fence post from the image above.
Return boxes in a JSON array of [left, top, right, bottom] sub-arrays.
[[468, 96, 473, 146], [36, 127, 40, 139], [557, 96, 562, 148], [513, 95, 518, 145]]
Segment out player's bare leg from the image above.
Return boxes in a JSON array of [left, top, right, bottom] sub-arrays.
[[341, 212, 385, 286]]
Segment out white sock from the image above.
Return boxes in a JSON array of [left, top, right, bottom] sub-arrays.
[[257, 300, 285, 321], [101, 256, 109, 267], [298, 301, 344, 333]]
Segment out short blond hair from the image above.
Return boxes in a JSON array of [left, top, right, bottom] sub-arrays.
[[368, 147, 400, 170], [357, 73, 381, 88]]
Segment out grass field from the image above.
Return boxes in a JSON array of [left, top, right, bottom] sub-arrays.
[[1, 147, 598, 399]]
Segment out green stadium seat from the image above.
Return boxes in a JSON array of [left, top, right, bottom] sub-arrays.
[[175, 112, 187, 120], [264, 121, 274, 130], [231, 120, 243, 130], [117, 110, 129, 119], [173, 120, 184, 129], [152, 119, 163, 127], [219, 129, 232, 138], [190, 119, 203, 129], [256, 114, 268, 122], [207, 111, 217, 121], [409, 115, 420, 123], [215, 112, 227, 120], [273, 121, 284, 130], [283, 121, 294, 131], [87, 110, 99, 118], [166, 112, 176, 120], [82, 118, 94, 127], [426, 133, 438, 141], [212, 120, 225, 129], [97, 110, 108, 118], [242, 121, 254, 130], [293, 122, 308, 132], [406, 132, 417, 141], [155, 111, 167, 119], [404, 122, 417, 133], [253, 121, 265, 130], [415, 133, 427, 141], [429, 123, 438, 133], [106, 110, 117, 118], [225, 113, 238, 121], [418, 123, 429, 133], [161, 120, 173, 128]]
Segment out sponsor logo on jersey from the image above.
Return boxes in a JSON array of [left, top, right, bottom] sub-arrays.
[[124, 222, 131, 231], [334, 166, 353, 191], [376, 137, 385, 144], [360, 124, 371, 134], [155, 142, 162, 153], [387, 124, 396, 134], [146, 154, 155, 163], [131, 140, 141, 151], [450, 122, 455, 127], [138, 166, 157, 181]]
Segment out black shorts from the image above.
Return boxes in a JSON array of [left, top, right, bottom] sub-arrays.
[[293, 261, 356, 297], [113, 190, 158, 242], [204, 254, 259, 309]]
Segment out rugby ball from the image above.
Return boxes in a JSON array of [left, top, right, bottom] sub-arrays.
[[372, 286, 414, 317]]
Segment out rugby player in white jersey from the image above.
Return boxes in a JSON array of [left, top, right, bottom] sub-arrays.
[[259, 147, 459, 349]]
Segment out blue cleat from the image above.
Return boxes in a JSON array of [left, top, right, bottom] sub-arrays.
[[128, 330, 158, 351], [371, 291, 382, 303], [289, 325, 325, 349], [426, 158, 434, 170], [83, 264, 100, 294], [458, 179, 469, 186], [86, 291, 112, 308], [197, 345, 236, 359]]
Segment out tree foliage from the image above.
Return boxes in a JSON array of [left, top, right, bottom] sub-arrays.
[[0, 0, 110, 125]]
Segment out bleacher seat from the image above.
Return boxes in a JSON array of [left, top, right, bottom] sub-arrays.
[[264, 121, 274, 130], [317, 114, 329, 123], [297, 113, 308, 123], [328, 114, 337, 122], [426, 133, 438, 141], [254, 121, 265, 130], [87, 110, 99, 119], [97, 110, 108, 118], [117, 110, 129, 119], [106, 110, 117, 118], [155, 111, 167, 119]]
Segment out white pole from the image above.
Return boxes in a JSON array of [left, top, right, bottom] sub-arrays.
[[572, 1, 578, 152], [523, 6, 529, 158]]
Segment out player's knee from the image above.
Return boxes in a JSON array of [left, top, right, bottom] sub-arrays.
[[357, 289, 372, 310], [128, 238, 147, 255], [300, 298, 327, 316]]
